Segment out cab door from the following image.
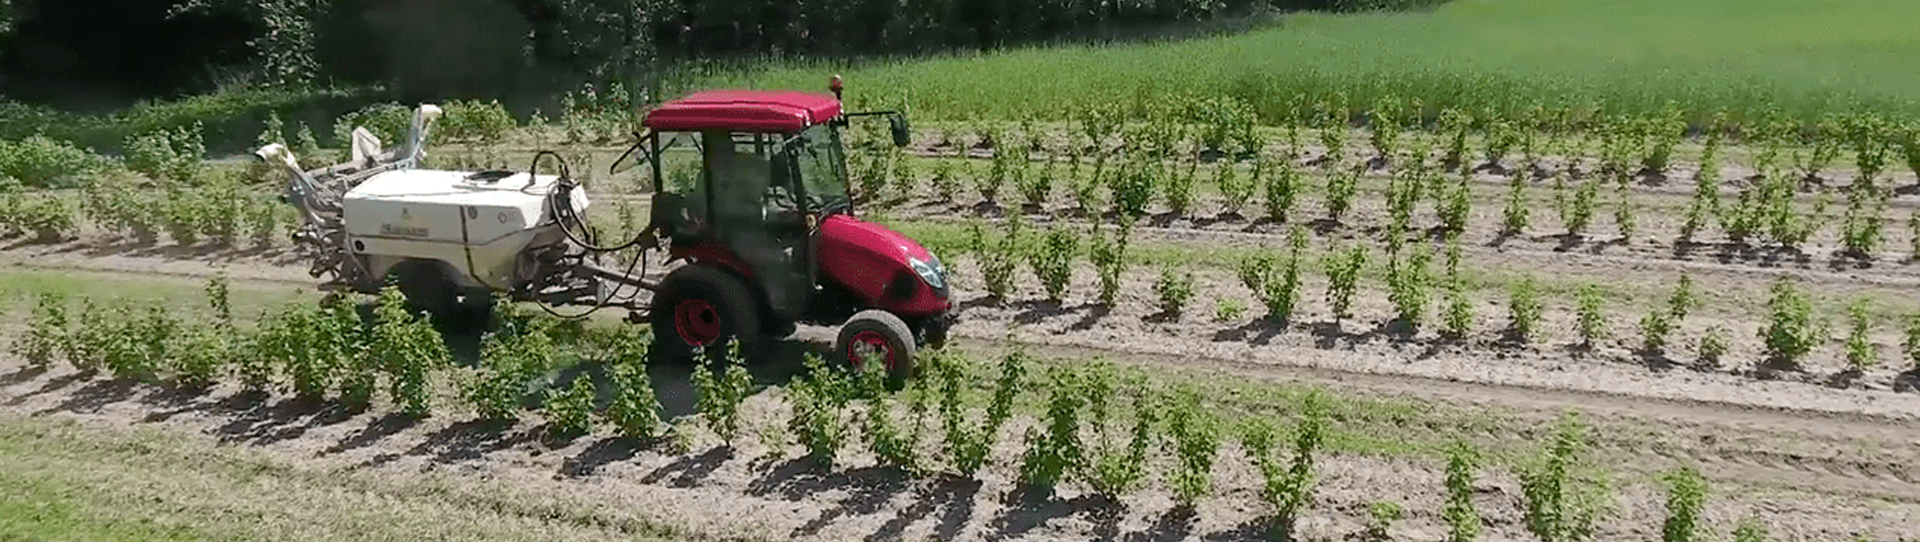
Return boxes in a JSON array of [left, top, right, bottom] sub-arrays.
[[709, 131, 812, 321]]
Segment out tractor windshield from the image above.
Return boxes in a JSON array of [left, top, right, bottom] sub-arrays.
[[790, 123, 850, 212]]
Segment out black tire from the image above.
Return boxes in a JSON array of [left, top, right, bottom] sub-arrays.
[[650, 265, 763, 362], [833, 310, 916, 384]]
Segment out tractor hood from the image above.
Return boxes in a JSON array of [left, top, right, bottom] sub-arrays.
[[818, 214, 951, 317]]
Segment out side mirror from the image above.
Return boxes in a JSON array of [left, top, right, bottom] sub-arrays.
[[889, 114, 912, 147]]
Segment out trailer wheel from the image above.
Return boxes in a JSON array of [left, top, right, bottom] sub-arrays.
[[391, 260, 458, 315], [651, 265, 762, 362], [834, 310, 916, 384]]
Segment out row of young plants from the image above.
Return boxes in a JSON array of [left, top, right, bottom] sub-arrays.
[[0, 176, 293, 248], [852, 120, 1920, 264], [0, 97, 519, 190], [0, 278, 1783, 541], [14, 278, 450, 415], [961, 211, 1920, 374], [931, 96, 1920, 183]]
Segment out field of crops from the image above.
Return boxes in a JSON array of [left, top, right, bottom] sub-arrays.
[[724, 0, 1920, 127], [7, 1, 1920, 540], [1, 93, 1919, 540]]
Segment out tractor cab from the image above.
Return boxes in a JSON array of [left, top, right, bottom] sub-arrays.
[[613, 78, 949, 378]]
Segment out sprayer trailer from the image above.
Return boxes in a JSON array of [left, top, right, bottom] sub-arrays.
[[257, 76, 954, 379]]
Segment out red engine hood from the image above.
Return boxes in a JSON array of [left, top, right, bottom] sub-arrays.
[[817, 214, 948, 317], [821, 214, 932, 263]]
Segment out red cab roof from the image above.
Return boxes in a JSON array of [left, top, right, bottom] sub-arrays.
[[642, 90, 842, 133]]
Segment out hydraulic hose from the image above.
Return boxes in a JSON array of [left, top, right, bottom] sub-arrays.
[[519, 150, 657, 321]]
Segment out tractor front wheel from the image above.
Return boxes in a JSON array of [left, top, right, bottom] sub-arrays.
[[651, 265, 762, 362], [834, 310, 916, 384]]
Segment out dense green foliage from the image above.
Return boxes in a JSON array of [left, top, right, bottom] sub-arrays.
[[725, 0, 1920, 129]]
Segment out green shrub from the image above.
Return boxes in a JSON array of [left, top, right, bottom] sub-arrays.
[[13, 291, 68, 367], [123, 123, 206, 183], [860, 356, 931, 472], [1698, 326, 1729, 368], [333, 103, 412, 149], [1482, 117, 1520, 168], [1443, 441, 1483, 542], [61, 298, 109, 376], [1263, 154, 1302, 223], [1640, 102, 1686, 175], [438, 100, 516, 143], [1243, 389, 1329, 538], [17, 195, 75, 241], [1564, 177, 1599, 237], [1326, 166, 1359, 221], [1017, 158, 1055, 208], [788, 354, 854, 469], [941, 348, 1026, 477], [465, 309, 557, 420], [1366, 501, 1404, 542], [372, 285, 453, 418], [1759, 277, 1827, 368], [1082, 363, 1156, 498], [607, 334, 663, 441], [1326, 243, 1368, 321], [0, 135, 116, 187], [932, 159, 960, 202], [1019, 363, 1088, 499], [1071, 161, 1105, 215], [1165, 385, 1220, 508], [1439, 174, 1472, 239], [1438, 108, 1472, 170], [1164, 155, 1199, 216], [1217, 161, 1256, 216], [1367, 97, 1403, 163], [1315, 94, 1350, 165], [168, 321, 229, 389], [1090, 222, 1131, 306], [1845, 297, 1877, 371], [1681, 115, 1725, 242], [1503, 173, 1531, 235], [1660, 466, 1709, 542], [1731, 517, 1773, 542], [1388, 243, 1434, 328], [1613, 183, 1637, 242], [1519, 412, 1611, 542], [1901, 121, 1920, 179], [545, 375, 597, 440], [1110, 152, 1158, 218], [971, 217, 1022, 301], [254, 300, 329, 398], [1509, 276, 1543, 342], [1154, 266, 1196, 320], [1442, 244, 1473, 340], [1030, 224, 1079, 303], [691, 342, 755, 447], [1575, 284, 1606, 347]]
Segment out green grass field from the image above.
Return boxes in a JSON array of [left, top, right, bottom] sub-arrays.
[[714, 0, 1920, 126]]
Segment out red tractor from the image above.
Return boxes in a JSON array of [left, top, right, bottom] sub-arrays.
[[615, 77, 955, 379]]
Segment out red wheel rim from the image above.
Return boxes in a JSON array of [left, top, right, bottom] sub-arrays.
[[674, 299, 720, 346], [848, 330, 896, 371]]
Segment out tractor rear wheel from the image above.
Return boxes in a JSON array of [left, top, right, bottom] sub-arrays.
[[651, 265, 762, 362], [834, 310, 916, 384]]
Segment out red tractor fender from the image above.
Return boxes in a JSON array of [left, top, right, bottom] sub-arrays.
[[667, 242, 755, 280]]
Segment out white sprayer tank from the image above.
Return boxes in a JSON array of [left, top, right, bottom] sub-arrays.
[[341, 168, 590, 291]]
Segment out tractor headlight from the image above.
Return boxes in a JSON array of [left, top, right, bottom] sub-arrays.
[[909, 255, 946, 291]]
